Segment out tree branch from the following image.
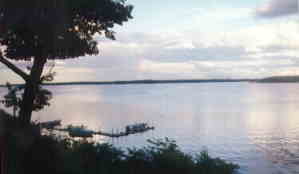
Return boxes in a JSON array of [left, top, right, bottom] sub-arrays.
[[0, 54, 30, 81]]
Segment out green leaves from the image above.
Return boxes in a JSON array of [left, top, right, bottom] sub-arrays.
[[1, 82, 53, 115], [0, 0, 133, 60]]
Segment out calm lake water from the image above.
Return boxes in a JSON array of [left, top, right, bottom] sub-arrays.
[[2, 82, 299, 174]]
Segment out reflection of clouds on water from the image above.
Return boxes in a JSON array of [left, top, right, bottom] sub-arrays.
[[0, 88, 5, 109], [33, 86, 105, 130], [245, 83, 299, 174], [3, 83, 299, 174], [33, 85, 160, 131]]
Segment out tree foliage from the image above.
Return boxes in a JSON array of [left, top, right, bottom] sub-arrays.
[[0, 0, 133, 124], [0, 0, 133, 60], [1, 83, 53, 117]]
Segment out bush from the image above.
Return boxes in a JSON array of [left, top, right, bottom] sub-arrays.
[[1, 110, 239, 174], [123, 138, 239, 174]]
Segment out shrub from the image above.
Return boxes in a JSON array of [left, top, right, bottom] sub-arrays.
[[1, 110, 239, 174]]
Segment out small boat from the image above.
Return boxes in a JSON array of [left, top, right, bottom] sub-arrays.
[[125, 123, 154, 134], [67, 125, 94, 138], [39, 120, 61, 129]]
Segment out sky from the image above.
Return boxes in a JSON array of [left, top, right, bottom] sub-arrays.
[[0, 0, 299, 83]]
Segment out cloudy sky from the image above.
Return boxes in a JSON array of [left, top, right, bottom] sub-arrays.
[[1, 0, 298, 83]]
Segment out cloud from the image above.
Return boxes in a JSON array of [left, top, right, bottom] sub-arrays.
[[1, 7, 299, 84], [39, 20, 299, 81], [139, 60, 196, 74], [256, 0, 298, 18]]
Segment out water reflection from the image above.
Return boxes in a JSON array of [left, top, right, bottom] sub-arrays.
[[2, 83, 299, 173], [245, 83, 299, 173]]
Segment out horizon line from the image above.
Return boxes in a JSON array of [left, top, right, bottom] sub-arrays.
[[0, 78, 257, 87]]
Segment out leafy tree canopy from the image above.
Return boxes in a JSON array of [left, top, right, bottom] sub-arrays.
[[0, 0, 133, 125], [0, 0, 133, 60]]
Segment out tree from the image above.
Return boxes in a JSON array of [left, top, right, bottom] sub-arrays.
[[0, 0, 133, 125]]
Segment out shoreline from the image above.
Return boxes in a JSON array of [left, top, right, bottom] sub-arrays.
[[0, 79, 255, 87]]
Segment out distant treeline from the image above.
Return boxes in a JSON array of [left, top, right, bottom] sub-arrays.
[[256, 76, 299, 83], [0, 79, 255, 87], [3, 76, 299, 87]]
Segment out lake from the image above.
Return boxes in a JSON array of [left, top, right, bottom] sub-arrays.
[[1, 82, 299, 174]]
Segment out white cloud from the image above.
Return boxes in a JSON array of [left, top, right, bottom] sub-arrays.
[[1, 3, 299, 84], [55, 19, 299, 80], [197, 58, 294, 69], [139, 59, 196, 74]]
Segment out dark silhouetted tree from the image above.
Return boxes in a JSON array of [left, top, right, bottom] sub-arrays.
[[0, 0, 133, 125]]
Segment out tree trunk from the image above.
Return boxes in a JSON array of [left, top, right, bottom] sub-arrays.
[[19, 58, 46, 126], [0, 137, 5, 174]]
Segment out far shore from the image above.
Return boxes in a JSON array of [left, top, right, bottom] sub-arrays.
[[0, 79, 256, 87], [3, 75, 299, 87]]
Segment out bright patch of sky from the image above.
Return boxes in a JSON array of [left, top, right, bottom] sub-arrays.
[[0, 0, 298, 83], [117, 0, 261, 33]]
